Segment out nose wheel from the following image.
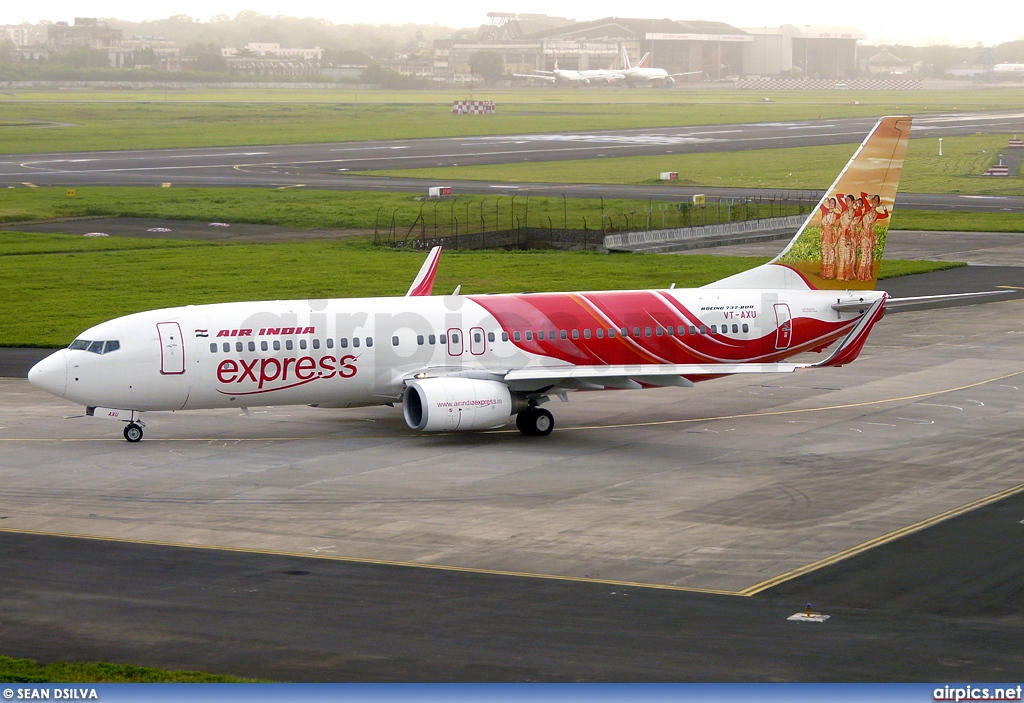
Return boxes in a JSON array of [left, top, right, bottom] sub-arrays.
[[123, 423, 144, 443], [516, 407, 554, 437]]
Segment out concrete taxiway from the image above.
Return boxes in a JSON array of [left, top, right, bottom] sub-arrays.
[[2, 295, 1023, 595], [1, 111, 1022, 192]]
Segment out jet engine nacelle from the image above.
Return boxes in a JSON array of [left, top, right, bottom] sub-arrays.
[[403, 377, 522, 432]]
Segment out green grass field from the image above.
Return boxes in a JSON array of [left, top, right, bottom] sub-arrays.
[[1, 88, 1022, 153], [0, 186, 812, 232], [0, 655, 259, 683], [369, 133, 1024, 195], [2, 186, 1021, 235], [0, 231, 962, 347]]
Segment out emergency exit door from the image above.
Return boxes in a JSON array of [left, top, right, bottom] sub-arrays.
[[773, 304, 793, 350]]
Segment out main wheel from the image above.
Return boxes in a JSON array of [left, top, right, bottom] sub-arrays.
[[516, 408, 554, 437], [516, 409, 535, 435], [532, 408, 554, 436], [123, 423, 143, 443]]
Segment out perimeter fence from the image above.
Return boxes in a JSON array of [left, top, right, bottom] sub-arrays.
[[373, 192, 822, 252]]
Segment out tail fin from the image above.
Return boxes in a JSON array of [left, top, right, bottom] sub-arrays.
[[620, 46, 632, 70], [552, 51, 559, 71], [706, 116, 912, 291], [637, 52, 651, 68]]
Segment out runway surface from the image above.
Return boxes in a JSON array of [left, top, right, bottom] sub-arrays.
[[2, 111, 1022, 207]]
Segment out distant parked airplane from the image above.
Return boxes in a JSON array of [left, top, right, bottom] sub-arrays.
[[28, 116, 1003, 441], [514, 52, 624, 86], [993, 63, 1024, 76], [618, 46, 703, 85]]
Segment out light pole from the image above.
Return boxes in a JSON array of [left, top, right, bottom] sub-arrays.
[[804, 24, 810, 78], [717, 35, 721, 81]]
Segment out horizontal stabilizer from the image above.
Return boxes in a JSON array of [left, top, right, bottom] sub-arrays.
[[812, 295, 887, 367], [884, 290, 1012, 311], [831, 290, 1013, 313]]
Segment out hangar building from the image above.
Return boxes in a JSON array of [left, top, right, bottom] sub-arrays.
[[429, 14, 867, 82], [742, 25, 867, 78]]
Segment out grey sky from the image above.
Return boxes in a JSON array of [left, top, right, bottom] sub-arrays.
[[2, 0, 1020, 46]]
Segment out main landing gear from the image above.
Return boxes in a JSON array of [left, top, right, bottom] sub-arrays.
[[516, 407, 554, 437], [123, 422, 144, 443]]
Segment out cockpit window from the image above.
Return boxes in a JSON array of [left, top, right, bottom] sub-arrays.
[[68, 339, 121, 355]]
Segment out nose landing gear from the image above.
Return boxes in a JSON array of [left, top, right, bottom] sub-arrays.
[[516, 407, 554, 437], [123, 422, 144, 443]]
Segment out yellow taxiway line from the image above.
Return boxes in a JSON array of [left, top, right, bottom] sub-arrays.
[[737, 480, 1024, 596], [555, 368, 1024, 432], [7, 367, 1018, 443], [0, 525, 737, 595], [3, 480, 1023, 599], [2, 369, 1022, 595]]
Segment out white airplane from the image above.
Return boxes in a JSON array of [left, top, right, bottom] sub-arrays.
[[993, 63, 1024, 76], [27, 116, 1000, 442], [618, 46, 702, 85], [514, 52, 624, 86]]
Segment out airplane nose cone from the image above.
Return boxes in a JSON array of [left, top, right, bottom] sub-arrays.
[[28, 350, 67, 398]]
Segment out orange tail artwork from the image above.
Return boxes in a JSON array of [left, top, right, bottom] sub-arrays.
[[773, 116, 910, 291]]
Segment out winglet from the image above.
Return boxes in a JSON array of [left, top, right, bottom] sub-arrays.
[[405, 246, 442, 297]]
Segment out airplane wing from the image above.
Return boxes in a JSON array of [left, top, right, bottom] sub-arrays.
[[514, 73, 557, 82], [503, 363, 800, 391], [405, 246, 442, 297], [667, 71, 704, 77]]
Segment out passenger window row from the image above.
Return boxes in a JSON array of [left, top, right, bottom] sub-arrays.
[[511, 323, 749, 342], [209, 337, 373, 354], [207, 323, 753, 354], [403, 331, 510, 346], [68, 339, 120, 355]]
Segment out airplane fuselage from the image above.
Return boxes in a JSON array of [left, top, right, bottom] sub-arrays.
[[31, 287, 876, 414]]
